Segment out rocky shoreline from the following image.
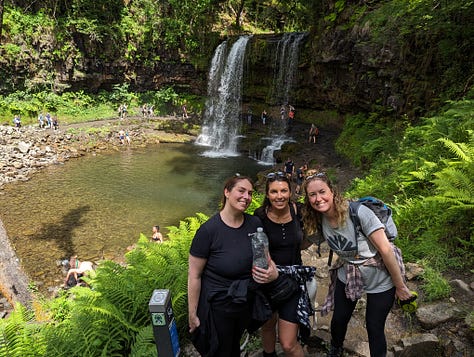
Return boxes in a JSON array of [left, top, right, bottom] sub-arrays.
[[0, 117, 195, 189]]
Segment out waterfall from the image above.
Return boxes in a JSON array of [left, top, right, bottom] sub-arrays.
[[258, 136, 290, 166], [259, 32, 307, 165], [195, 36, 251, 157], [269, 32, 307, 107]]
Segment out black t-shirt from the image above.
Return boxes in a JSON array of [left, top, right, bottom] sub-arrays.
[[254, 204, 303, 266], [190, 212, 262, 284]]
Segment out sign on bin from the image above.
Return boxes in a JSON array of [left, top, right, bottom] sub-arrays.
[[149, 289, 180, 357]]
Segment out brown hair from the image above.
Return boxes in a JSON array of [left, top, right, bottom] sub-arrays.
[[302, 171, 348, 236], [261, 172, 292, 208], [219, 174, 254, 210]]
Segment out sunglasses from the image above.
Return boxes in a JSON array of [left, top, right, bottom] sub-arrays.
[[305, 172, 327, 180], [266, 171, 286, 180]]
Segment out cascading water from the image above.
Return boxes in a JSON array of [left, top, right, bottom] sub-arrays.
[[258, 136, 289, 166], [259, 32, 307, 165], [195, 36, 251, 157], [269, 32, 307, 107]]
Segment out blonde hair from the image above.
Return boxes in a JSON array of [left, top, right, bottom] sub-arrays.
[[302, 171, 348, 236]]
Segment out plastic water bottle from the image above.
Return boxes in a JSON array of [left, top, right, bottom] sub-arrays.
[[251, 227, 269, 269]]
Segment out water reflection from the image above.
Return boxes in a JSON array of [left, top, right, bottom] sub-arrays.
[[0, 144, 263, 290]]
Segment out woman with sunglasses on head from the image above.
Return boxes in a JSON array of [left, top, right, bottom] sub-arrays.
[[302, 172, 412, 357], [254, 171, 315, 357], [188, 174, 279, 357]]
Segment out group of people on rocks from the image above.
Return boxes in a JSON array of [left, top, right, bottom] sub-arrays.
[[11, 113, 60, 131], [37, 112, 59, 130], [245, 104, 295, 129], [119, 102, 192, 120], [140, 103, 155, 118], [188, 170, 413, 357], [118, 129, 131, 145], [63, 224, 165, 288]]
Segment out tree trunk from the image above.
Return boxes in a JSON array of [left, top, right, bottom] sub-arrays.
[[235, 0, 245, 28], [0, 0, 4, 44]]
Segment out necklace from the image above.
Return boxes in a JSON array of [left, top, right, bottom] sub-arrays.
[[267, 207, 291, 224], [267, 207, 291, 240]]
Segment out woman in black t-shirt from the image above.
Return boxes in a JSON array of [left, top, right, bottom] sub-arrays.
[[188, 174, 278, 357], [254, 172, 309, 357]]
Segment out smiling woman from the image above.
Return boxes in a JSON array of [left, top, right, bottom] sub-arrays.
[[0, 144, 263, 292], [188, 174, 279, 357], [252, 171, 314, 356]]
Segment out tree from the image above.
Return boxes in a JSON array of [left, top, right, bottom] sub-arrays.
[[0, 0, 4, 43]]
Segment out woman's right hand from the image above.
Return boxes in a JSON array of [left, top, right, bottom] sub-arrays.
[[189, 314, 200, 333]]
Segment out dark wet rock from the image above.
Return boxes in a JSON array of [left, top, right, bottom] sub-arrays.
[[393, 334, 441, 357]]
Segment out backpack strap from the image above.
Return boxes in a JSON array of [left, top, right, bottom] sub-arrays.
[[349, 201, 363, 237]]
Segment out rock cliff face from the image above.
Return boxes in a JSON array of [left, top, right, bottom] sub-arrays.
[[242, 30, 435, 117], [0, 219, 32, 309], [48, 29, 445, 119], [3, 21, 461, 122]]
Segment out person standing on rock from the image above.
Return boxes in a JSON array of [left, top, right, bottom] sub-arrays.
[[118, 130, 125, 145], [309, 124, 319, 144], [284, 157, 295, 181], [38, 113, 44, 128], [280, 105, 286, 121], [188, 174, 278, 357], [295, 163, 307, 195], [261, 109, 268, 125], [46, 113, 52, 128], [302, 172, 412, 357], [253, 172, 315, 357], [182, 103, 188, 119], [13, 115, 21, 130]]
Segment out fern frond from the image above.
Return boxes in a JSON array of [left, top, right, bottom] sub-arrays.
[[437, 138, 471, 162], [129, 326, 157, 357]]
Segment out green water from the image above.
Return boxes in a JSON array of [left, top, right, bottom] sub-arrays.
[[0, 144, 263, 289]]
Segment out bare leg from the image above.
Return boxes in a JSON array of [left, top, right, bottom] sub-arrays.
[[278, 319, 304, 357], [261, 313, 278, 354]]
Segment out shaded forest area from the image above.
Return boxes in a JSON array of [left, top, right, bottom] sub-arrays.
[[0, 0, 471, 118]]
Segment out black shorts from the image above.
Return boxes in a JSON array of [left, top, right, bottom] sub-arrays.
[[276, 290, 299, 323]]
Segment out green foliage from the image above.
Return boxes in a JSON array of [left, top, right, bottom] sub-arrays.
[[343, 98, 474, 271], [360, 0, 473, 103], [324, 0, 346, 23], [336, 112, 405, 169], [248, 192, 265, 213], [430, 134, 474, 210], [0, 213, 209, 356], [420, 264, 451, 302], [0, 303, 47, 356]]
